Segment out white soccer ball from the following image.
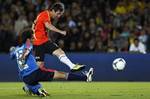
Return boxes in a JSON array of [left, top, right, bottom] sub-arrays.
[[112, 58, 126, 71]]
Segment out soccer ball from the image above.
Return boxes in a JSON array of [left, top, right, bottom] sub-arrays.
[[112, 58, 126, 71]]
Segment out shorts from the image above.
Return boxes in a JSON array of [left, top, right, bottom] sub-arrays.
[[33, 41, 59, 61], [23, 68, 54, 85]]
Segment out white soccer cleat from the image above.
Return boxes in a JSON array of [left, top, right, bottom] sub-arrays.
[[86, 68, 94, 82]]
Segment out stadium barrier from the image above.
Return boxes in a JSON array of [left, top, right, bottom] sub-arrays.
[[0, 53, 150, 81]]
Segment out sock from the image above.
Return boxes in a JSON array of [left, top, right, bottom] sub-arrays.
[[27, 83, 41, 95], [58, 54, 75, 69], [67, 73, 87, 81]]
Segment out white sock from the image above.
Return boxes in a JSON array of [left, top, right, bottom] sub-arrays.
[[58, 54, 75, 69]]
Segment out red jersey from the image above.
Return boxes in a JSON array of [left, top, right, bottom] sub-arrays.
[[33, 10, 51, 45]]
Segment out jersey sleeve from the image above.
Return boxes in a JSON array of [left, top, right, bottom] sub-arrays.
[[42, 12, 51, 24]]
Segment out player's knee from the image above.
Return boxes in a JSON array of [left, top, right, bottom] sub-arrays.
[[53, 71, 66, 79], [52, 48, 65, 57]]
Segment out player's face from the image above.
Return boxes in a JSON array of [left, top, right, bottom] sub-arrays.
[[55, 11, 63, 18]]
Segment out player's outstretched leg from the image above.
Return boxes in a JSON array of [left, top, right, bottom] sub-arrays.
[[53, 67, 94, 82], [67, 67, 94, 82], [53, 49, 86, 72]]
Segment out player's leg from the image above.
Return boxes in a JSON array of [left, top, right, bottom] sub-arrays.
[[37, 61, 56, 72], [22, 84, 33, 96], [33, 43, 55, 72], [53, 48, 85, 72], [38, 66, 94, 82], [53, 67, 94, 81], [45, 41, 85, 71], [22, 67, 93, 97], [33, 44, 45, 68], [23, 69, 50, 97], [25, 83, 49, 97], [22, 83, 43, 96], [53, 70, 87, 81]]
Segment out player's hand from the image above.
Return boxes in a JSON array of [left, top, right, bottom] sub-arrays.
[[9, 46, 16, 52], [61, 31, 67, 36], [18, 58, 26, 66]]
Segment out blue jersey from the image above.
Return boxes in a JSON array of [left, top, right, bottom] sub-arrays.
[[10, 42, 38, 78]]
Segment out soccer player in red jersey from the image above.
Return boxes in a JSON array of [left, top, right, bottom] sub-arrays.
[[32, 2, 85, 72]]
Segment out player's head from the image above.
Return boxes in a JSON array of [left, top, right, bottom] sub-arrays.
[[49, 2, 65, 18], [18, 28, 33, 46]]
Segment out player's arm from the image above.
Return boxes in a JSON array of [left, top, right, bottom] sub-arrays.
[[18, 48, 30, 66], [32, 20, 35, 32], [44, 22, 66, 36], [20, 39, 32, 64], [9, 46, 16, 60], [21, 48, 30, 60]]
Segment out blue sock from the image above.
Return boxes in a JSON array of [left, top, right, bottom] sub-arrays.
[[67, 73, 87, 81], [27, 83, 41, 95]]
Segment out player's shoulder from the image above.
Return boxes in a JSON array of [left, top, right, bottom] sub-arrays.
[[39, 10, 46, 14], [36, 10, 49, 21], [38, 10, 48, 17]]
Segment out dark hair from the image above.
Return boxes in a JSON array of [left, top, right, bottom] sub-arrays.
[[49, 2, 64, 13], [134, 38, 139, 42], [18, 28, 33, 46]]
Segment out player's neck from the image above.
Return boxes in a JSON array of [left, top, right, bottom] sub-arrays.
[[48, 10, 54, 19]]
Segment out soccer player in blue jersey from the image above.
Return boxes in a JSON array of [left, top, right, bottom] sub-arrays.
[[10, 29, 94, 97]]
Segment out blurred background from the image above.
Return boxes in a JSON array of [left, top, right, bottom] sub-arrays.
[[0, 0, 150, 53]]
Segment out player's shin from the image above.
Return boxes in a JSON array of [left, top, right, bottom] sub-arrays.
[[58, 54, 75, 69], [66, 73, 87, 81]]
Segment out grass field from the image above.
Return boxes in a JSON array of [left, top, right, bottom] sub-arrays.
[[0, 82, 150, 99]]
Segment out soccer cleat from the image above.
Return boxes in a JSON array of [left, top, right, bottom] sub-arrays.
[[41, 89, 50, 96], [37, 88, 49, 97], [86, 68, 94, 82], [71, 64, 85, 72], [22, 86, 33, 96]]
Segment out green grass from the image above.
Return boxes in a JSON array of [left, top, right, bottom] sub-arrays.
[[0, 82, 150, 99]]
